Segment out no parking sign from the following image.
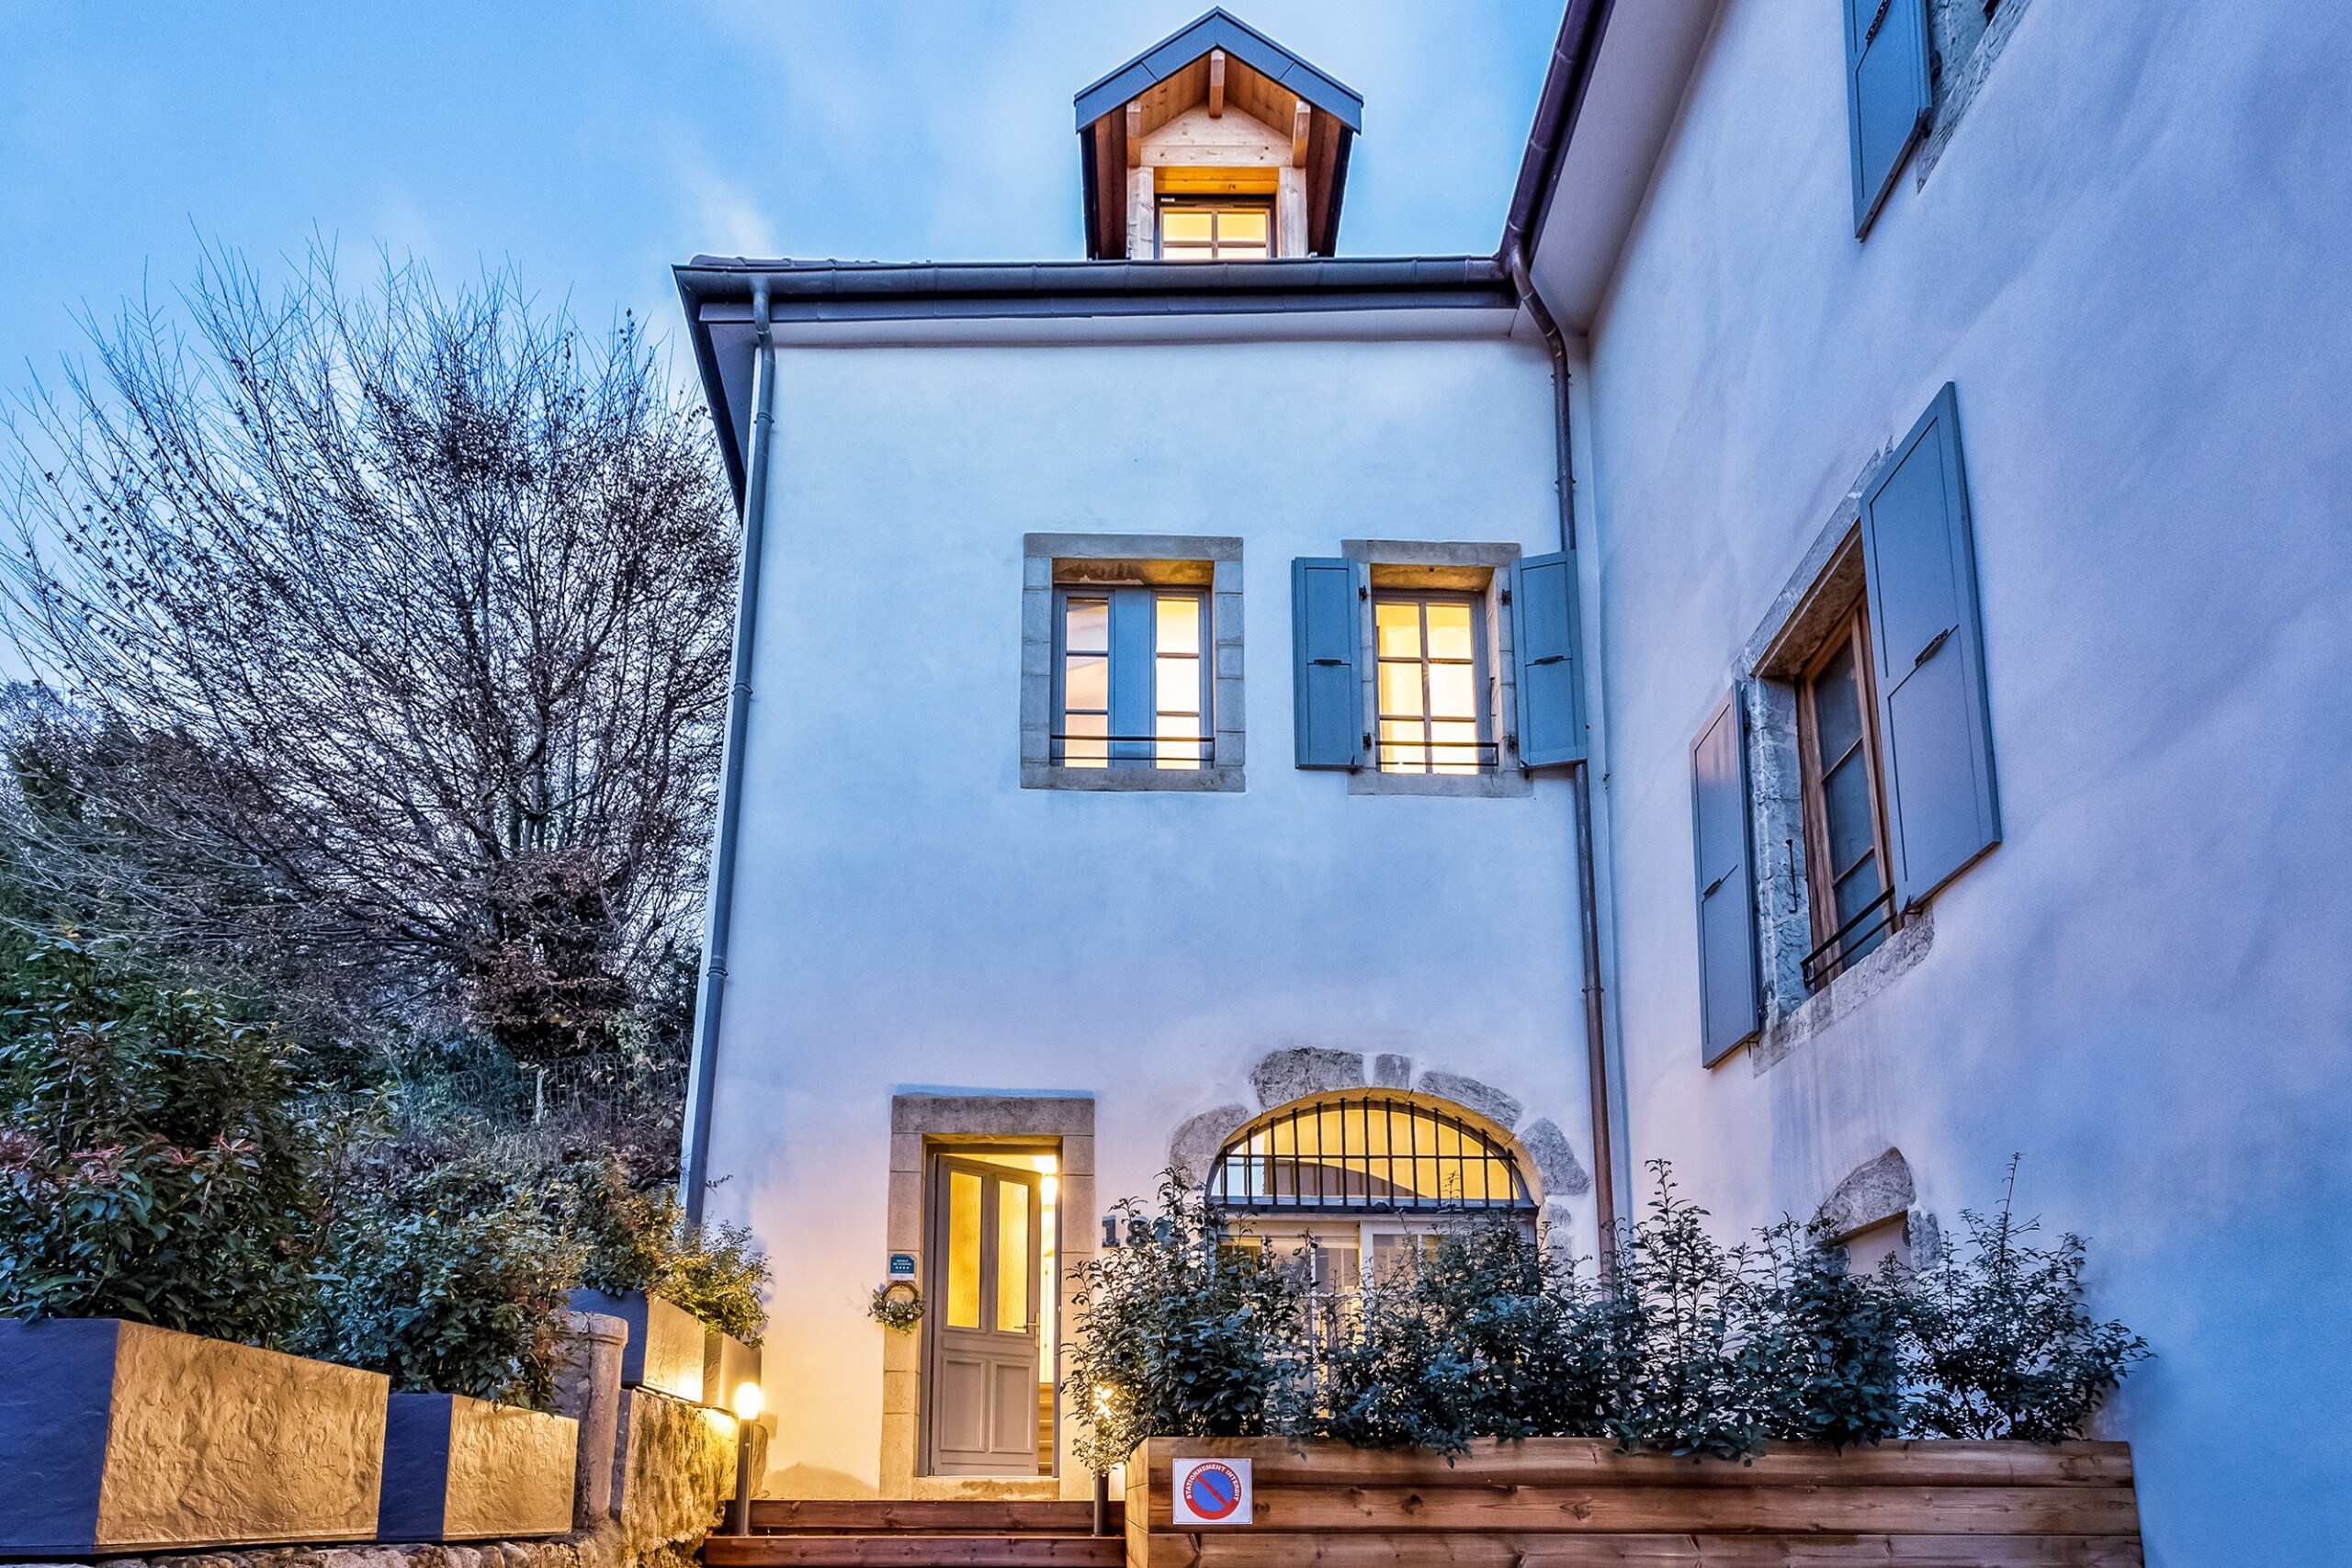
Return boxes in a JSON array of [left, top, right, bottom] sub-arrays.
[[1170, 1457, 1253, 1526]]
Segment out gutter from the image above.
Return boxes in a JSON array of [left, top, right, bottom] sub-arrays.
[[680, 278, 776, 1224], [1502, 0, 1623, 1270]]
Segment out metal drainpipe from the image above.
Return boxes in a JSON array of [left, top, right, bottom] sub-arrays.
[[682, 278, 776, 1224], [1509, 248, 1621, 1272]]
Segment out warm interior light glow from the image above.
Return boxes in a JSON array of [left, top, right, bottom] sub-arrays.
[[1042, 1174, 1059, 1204], [733, 1381, 763, 1421]]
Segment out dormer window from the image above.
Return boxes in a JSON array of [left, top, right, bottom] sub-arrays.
[[1158, 198, 1272, 261], [1076, 11, 1362, 262]]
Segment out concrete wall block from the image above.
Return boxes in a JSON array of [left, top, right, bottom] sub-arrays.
[[549, 1312, 626, 1529], [1371, 1053, 1413, 1088], [702, 1332, 762, 1419], [0, 1318, 390, 1554], [379, 1393, 577, 1542], [568, 1290, 707, 1404]]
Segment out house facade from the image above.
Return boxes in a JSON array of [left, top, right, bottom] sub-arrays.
[[675, 5, 2352, 1559]]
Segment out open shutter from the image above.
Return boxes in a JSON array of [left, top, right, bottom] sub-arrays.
[[1844, 0, 1931, 235], [1862, 383, 1999, 908], [1690, 690, 1761, 1065], [1512, 549, 1586, 767], [1292, 558, 1362, 770]]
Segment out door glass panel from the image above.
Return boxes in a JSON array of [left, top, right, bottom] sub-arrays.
[[946, 1168, 982, 1329], [996, 1179, 1031, 1332]]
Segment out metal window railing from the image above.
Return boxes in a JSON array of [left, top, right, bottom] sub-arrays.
[[1375, 738, 1500, 774], [1802, 887, 1895, 990], [1207, 1095, 1534, 1213], [1050, 733, 1212, 768]]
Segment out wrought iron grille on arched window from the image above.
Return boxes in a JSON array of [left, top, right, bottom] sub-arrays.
[[1207, 1095, 1533, 1213]]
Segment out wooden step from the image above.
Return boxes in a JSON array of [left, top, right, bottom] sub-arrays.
[[707, 1535, 1124, 1567], [750, 1501, 1117, 1535]]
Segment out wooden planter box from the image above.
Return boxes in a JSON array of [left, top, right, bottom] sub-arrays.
[[570, 1287, 710, 1403], [1126, 1436, 2143, 1567], [379, 1391, 580, 1541], [0, 1317, 389, 1554]]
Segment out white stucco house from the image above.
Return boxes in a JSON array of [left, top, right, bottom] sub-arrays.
[[672, 5, 2352, 1558]]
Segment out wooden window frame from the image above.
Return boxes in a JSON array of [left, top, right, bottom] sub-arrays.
[[1371, 589, 1494, 776], [1050, 585, 1211, 770], [1156, 196, 1275, 261], [1794, 598, 1898, 987]]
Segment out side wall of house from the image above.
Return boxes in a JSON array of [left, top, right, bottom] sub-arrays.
[[698, 333, 1595, 1496], [1570, 1, 2352, 1558]]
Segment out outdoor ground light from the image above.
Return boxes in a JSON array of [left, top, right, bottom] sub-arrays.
[[728, 1381, 763, 1535]]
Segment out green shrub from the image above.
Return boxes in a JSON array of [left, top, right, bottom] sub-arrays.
[[1320, 1218, 1613, 1452], [1070, 1158, 2142, 1461], [300, 1156, 584, 1409], [1063, 1177, 1307, 1469], [566, 1154, 682, 1295], [1740, 1218, 1906, 1450], [1901, 1162, 2147, 1441], [560, 1156, 768, 1345], [666, 1219, 768, 1345], [0, 930, 319, 1344], [1602, 1164, 1764, 1461]]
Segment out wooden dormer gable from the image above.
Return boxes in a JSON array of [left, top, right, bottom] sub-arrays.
[[1076, 9, 1361, 261]]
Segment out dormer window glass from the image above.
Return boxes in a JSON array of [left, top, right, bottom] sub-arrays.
[[1157, 198, 1272, 261]]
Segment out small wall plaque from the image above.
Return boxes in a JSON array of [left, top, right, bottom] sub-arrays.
[[888, 1253, 916, 1279]]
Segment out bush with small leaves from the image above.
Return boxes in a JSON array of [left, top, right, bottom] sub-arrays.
[[1319, 1218, 1613, 1452], [1063, 1175, 1308, 1471], [1739, 1218, 1906, 1450], [0, 930, 321, 1346], [1601, 1164, 1766, 1461], [299, 1156, 584, 1410], [1901, 1161, 2148, 1442]]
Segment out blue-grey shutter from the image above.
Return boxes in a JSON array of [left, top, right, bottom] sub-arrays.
[[1512, 550, 1586, 767], [1690, 690, 1761, 1066], [1292, 558, 1362, 769], [1108, 585, 1155, 766], [1844, 0, 1931, 235], [1862, 383, 1999, 908]]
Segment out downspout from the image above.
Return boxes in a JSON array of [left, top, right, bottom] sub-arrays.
[[1510, 248, 1621, 1270], [682, 278, 775, 1224]]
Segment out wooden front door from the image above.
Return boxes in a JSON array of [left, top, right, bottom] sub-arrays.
[[923, 1156, 1044, 1475]]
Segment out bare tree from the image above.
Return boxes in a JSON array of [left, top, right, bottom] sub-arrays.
[[0, 248, 738, 1065]]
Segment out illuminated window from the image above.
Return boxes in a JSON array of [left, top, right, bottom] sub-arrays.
[[1157, 199, 1272, 261], [1374, 594, 1491, 774], [1207, 1095, 1533, 1213], [1055, 587, 1209, 770]]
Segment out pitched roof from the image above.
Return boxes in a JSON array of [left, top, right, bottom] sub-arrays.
[[1073, 7, 1363, 131]]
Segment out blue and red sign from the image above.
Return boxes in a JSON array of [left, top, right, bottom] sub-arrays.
[[1171, 1457, 1252, 1526]]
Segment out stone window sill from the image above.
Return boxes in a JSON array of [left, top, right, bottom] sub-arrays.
[[1348, 767, 1532, 798], [1021, 763, 1243, 793]]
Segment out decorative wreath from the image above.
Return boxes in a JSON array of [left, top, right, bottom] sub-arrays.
[[868, 1280, 925, 1332]]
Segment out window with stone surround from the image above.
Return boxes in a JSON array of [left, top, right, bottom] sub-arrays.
[[1021, 533, 1242, 792]]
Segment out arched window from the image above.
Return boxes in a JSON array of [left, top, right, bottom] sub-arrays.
[[1207, 1093, 1534, 1213]]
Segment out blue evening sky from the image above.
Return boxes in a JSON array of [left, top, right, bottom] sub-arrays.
[[0, 2, 1559, 380]]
